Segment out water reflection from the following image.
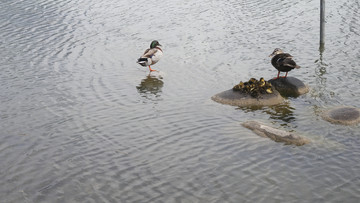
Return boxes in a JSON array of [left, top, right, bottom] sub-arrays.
[[263, 103, 296, 125], [312, 41, 333, 105], [238, 102, 296, 125], [315, 45, 327, 88], [136, 74, 164, 100]]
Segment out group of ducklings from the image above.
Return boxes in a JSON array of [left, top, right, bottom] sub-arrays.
[[233, 77, 273, 98]]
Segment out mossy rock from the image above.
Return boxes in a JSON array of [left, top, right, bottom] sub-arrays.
[[322, 106, 360, 125], [268, 77, 309, 97], [211, 88, 284, 107]]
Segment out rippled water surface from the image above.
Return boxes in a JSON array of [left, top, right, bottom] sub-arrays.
[[1, 0, 360, 202]]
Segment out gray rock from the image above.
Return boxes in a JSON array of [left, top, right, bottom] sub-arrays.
[[322, 106, 360, 125], [242, 121, 310, 146], [211, 89, 284, 107], [268, 77, 309, 97]]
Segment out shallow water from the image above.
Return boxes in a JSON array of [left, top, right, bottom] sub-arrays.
[[1, 0, 359, 202]]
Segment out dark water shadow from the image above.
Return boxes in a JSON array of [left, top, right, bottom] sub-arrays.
[[136, 74, 164, 100], [237, 103, 296, 126]]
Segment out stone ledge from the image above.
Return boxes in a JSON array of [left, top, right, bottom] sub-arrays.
[[242, 121, 310, 146]]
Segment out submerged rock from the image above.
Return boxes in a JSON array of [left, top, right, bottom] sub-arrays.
[[268, 77, 309, 97], [211, 88, 284, 107], [242, 121, 310, 146], [322, 106, 360, 125]]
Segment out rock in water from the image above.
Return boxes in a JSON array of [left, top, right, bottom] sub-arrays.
[[212, 77, 285, 107], [268, 77, 309, 97], [322, 106, 360, 125], [242, 121, 310, 146], [211, 89, 284, 107]]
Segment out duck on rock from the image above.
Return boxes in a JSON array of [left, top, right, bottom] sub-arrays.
[[269, 48, 300, 79], [137, 40, 163, 72]]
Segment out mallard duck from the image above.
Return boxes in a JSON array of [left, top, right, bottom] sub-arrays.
[[137, 40, 163, 72], [269, 48, 300, 79]]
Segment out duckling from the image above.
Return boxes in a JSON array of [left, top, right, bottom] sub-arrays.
[[238, 81, 245, 89], [233, 77, 274, 98], [248, 78, 257, 84], [137, 40, 163, 72], [250, 90, 259, 98], [259, 77, 266, 87], [266, 88, 273, 94], [269, 48, 300, 79]]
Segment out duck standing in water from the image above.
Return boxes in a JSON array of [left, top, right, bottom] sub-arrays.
[[269, 48, 300, 79], [137, 40, 163, 72]]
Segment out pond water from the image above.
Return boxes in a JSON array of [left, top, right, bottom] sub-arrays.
[[1, 0, 359, 202]]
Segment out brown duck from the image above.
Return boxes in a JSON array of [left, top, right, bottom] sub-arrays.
[[269, 48, 300, 79]]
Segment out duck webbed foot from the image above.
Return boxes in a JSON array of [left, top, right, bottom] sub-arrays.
[[148, 66, 156, 72]]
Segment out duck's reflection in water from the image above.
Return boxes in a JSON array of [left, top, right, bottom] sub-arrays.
[[238, 102, 296, 125], [263, 103, 296, 124], [136, 74, 164, 100]]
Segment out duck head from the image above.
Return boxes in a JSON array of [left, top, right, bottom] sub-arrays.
[[150, 40, 162, 48], [269, 48, 284, 57]]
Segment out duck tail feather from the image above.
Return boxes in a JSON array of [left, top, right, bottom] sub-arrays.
[[137, 57, 147, 62], [137, 57, 149, 66]]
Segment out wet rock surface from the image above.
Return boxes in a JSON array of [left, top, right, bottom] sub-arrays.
[[242, 121, 310, 146], [268, 77, 309, 97], [322, 106, 360, 125], [211, 89, 284, 107]]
